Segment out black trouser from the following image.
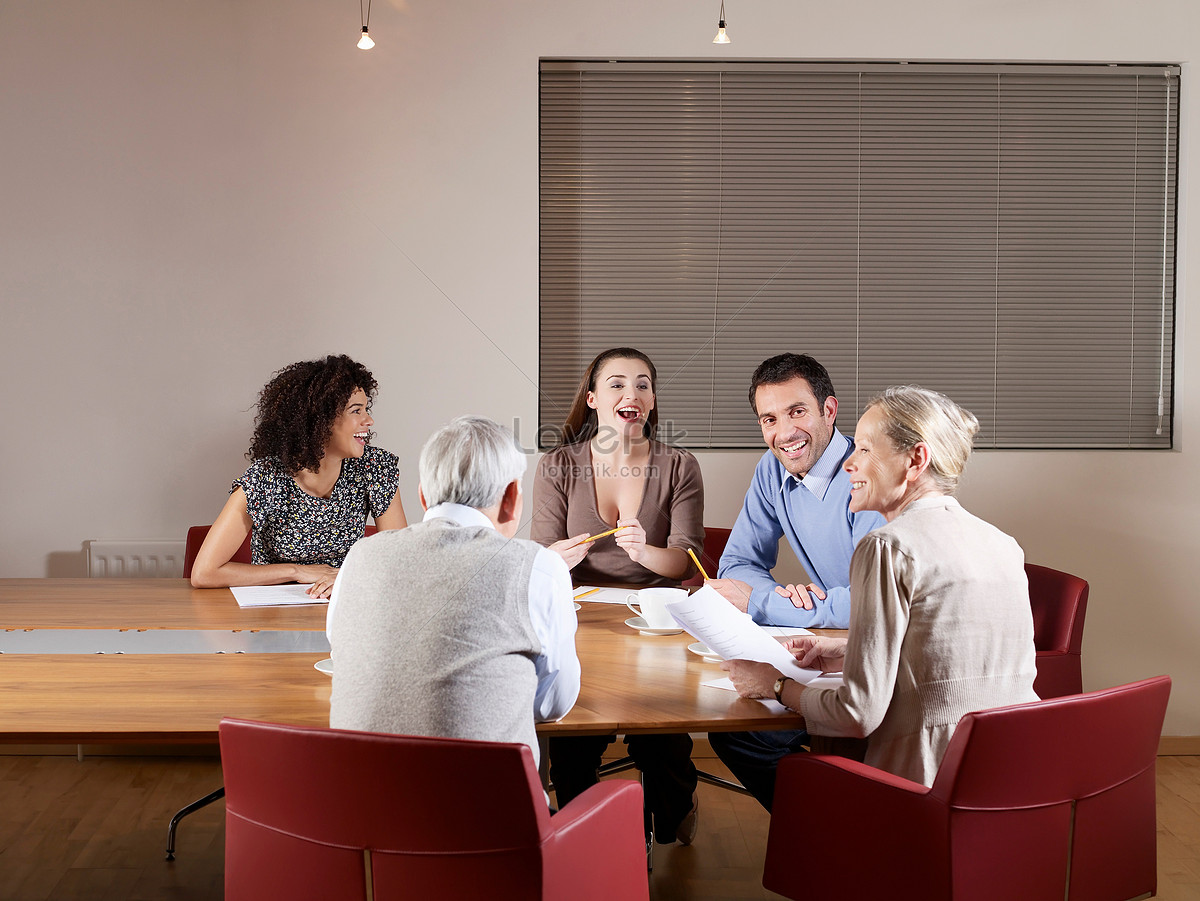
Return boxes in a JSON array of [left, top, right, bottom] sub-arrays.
[[549, 732, 697, 842], [707, 729, 810, 811]]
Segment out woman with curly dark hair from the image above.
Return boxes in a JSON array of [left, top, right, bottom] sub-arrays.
[[190, 355, 407, 597]]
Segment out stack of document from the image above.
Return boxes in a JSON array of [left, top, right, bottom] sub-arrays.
[[230, 585, 326, 608]]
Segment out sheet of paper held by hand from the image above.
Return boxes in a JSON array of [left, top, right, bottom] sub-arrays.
[[666, 584, 827, 685], [230, 584, 326, 607]]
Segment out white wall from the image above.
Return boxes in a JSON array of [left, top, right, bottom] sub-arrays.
[[1, 0, 1197, 734]]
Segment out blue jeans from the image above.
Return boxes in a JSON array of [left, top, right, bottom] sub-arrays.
[[708, 729, 810, 811]]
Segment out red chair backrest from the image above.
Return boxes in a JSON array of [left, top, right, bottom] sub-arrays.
[[932, 676, 1170, 901], [183, 524, 378, 579], [220, 719, 553, 901], [1025, 562, 1089, 697], [683, 526, 732, 587]]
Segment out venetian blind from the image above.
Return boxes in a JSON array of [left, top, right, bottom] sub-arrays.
[[539, 61, 1178, 449]]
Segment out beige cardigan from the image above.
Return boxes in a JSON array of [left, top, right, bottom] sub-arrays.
[[799, 496, 1039, 786]]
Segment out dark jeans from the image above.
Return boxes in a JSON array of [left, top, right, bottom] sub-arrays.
[[708, 729, 810, 811], [549, 733, 697, 842]]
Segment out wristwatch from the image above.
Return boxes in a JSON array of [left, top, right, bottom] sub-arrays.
[[773, 675, 793, 704]]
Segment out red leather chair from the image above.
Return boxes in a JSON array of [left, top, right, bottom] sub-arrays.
[[1026, 562, 1088, 699], [763, 675, 1170, 901], [183, 523, 378, 579], [183, 525, 250, 579], [220, 718, 649, 901], [682, 526, 732, 587]]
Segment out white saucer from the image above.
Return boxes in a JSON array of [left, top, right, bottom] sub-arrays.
[[624, 616, 683, 636], [688, 641, 723, 662], [314, 658, 333, 675]]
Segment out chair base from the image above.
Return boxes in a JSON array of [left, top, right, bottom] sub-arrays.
[[697, 769, 752, 795], [164, 785, 225, 861]]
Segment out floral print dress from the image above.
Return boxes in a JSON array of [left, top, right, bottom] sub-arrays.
[[233, 445, 399, 566]]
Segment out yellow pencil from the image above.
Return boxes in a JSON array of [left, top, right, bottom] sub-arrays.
[[573, 587, 601, 600], [687, 547, 711, 581], [578, 525, 629, 544]]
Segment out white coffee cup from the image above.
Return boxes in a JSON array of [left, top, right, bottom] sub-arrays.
[[626, 587, 687, 629]]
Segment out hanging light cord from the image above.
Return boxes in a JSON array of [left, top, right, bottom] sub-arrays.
[[1157, 72, 1171, 436], [361, 0, 372, 31]]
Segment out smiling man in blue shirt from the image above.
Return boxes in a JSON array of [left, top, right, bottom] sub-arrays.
[[707, 354, 884, 809], [709, 353, 884, 629]]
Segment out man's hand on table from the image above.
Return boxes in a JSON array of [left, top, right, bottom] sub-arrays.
[[708, 577, 828, 614], [708, 578, 754, 613], [774, 581, 825, 610]]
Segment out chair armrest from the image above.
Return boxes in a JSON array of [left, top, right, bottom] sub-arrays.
[[764, 754, 949, 900], [543, 780, 648, 901]]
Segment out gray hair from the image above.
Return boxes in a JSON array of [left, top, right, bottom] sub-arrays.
[[866, 386, 980, 494], [418, 415, 526, 509]]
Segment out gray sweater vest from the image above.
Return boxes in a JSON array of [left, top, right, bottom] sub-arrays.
[[329, 517, 544, 758]]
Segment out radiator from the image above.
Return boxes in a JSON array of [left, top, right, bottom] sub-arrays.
[[85, 540, 186, 578]]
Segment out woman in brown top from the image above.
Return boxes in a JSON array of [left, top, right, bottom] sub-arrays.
[[532, 348, 704, 586], [532, 347, 704, 846]]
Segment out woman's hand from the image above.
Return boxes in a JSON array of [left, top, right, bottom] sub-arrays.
[[613, 517, 647, 563], [785, 635, 848, 672], [549, 534, 591, 570], [720, 659, 783, 699], [296, 564, 341, 599]]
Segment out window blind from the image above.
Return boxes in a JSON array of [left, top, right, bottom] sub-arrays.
[[539, 61, 1178, 449]]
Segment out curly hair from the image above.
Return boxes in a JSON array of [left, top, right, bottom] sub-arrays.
[[247, 355, 378, 475]]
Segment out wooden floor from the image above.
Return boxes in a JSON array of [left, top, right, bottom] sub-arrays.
[[1, 751, 1199, 900]]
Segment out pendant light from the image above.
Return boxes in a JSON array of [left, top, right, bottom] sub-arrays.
[[358, 0, 375, 49], [713, 0, 731, 44]]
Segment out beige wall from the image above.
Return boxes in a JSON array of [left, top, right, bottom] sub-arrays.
[[1, 0, 1197, 733]]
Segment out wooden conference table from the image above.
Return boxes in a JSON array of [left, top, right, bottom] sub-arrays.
[[0, 579, 813, 744]]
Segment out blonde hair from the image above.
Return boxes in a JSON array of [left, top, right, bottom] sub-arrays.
[[866, 386, 980, 493]]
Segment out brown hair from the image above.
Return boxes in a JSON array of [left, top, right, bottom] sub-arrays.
[[748, 353, 836, 414], [559, 347, 659, 445]]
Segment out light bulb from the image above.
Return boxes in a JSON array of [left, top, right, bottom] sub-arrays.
[[357, 27, 375, 50], [713, 21, 730, 44]]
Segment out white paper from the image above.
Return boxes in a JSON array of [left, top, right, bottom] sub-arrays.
[[666, 584, 825, 684], [702, 678, 791, 712], [230, 584, 328, 607], [572, 586, 636, 605], [704, 674, 845, 695], [762, 626, 815, 639]]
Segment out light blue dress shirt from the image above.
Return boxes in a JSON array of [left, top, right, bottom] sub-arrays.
[[717, 428, 885, 628]]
